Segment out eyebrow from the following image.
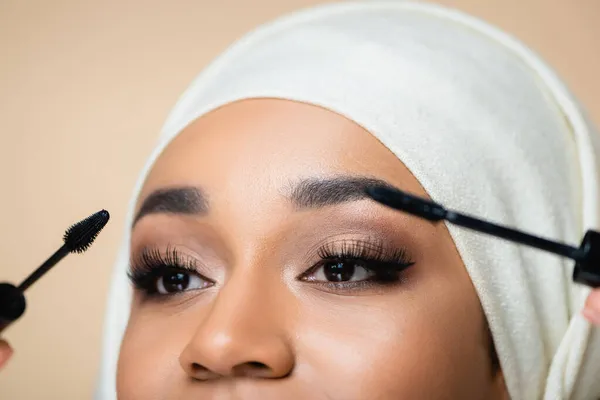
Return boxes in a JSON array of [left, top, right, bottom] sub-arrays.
[[133, 186, 208, 226], [289, 176, 396, 209], [133, 176, 396, 226]]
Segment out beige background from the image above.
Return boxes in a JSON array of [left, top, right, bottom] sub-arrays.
[[0, 0, 598, 398]]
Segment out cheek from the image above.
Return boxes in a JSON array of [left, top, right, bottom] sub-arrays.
[[117, 315, 191, 400], [294, 282, 492, 398], [116, 251, 494, 400]]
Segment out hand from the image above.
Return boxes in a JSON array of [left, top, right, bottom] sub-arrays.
[[0, 339, 12, 370], [583, 288, 600, 325]]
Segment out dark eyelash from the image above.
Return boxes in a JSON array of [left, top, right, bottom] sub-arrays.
[[317, 239, 410, 264], [128, 246, 200, 294], [314, 239, 415, 282]]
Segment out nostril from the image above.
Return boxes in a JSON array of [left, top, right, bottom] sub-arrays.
[[247, 361, 268, 369], [191, 362, 206, 372], [190, 361, 271, 379], [189, 363, 221, 381], [232, 361, 272, 377]]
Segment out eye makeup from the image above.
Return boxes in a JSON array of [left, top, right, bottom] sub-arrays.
[[128, 246, 214, 299], [298, 238, 415, 293], [128, 227, 417, 299]]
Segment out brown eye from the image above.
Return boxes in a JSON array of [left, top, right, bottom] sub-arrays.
[[311, 260, 373, 283], [156, 270, 210, 294]]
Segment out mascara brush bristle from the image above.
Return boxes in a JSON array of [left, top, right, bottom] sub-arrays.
[[63, 210, 110, 253]]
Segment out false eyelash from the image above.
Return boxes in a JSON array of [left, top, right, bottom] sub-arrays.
[[308, 238, 415, 286], [128, 245, 200, 293], [316, 238, 414, 269]]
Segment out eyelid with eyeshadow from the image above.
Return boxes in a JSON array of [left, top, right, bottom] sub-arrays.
[[128, 245, 214, 297], [299, 238, 415, 279], [128, 238, 415, 298]]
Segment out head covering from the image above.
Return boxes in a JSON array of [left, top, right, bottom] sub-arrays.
[[95, 2, 600, 399]]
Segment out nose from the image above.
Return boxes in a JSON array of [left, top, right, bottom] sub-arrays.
[[179, 275, 295, 381]]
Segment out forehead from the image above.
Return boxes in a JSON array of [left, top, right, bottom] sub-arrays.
[[139, 99, 426, 205]]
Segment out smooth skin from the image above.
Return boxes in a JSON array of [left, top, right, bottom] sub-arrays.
[[1, 99, 599, 399], [121, 98, 501, 400]]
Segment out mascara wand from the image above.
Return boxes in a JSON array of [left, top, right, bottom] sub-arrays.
[[365, 185, 600, 288], [0, 210, 110, 332]]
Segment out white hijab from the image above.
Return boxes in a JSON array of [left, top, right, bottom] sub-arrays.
[[95, 2, 600, 399]]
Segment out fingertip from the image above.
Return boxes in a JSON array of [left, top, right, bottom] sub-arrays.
[[586, 289, 600, 308], [582, 307, 600, 326], [0, 340, 13, 369]]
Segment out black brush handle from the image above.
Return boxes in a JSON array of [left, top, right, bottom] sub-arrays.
[[365, 185, 600, 288], [18, 245, 70, 292], [0, 283, 26, 334], [573, 230, 600, 288]]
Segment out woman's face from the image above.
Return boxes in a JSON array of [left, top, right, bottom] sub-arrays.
[[118, 99, 507, 400]]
